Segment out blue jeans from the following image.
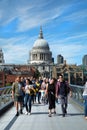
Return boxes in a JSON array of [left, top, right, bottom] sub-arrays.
[[24, 93, 32, 113], [59, 95, 68, 114], [83, 95, 87, 117]]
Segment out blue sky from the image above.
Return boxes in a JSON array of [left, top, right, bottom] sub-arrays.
[[0, 0, 87, 65]]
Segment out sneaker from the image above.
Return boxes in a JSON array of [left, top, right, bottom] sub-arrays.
[[25, 111, 28, 115], [28, 112, 31, 115], [15, 112, 19, 116]]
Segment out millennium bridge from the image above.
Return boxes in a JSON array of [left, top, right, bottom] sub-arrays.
[[0, 84, 87, 130]]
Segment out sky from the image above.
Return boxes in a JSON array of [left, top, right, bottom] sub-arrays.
[[0, 0, 87, 65]]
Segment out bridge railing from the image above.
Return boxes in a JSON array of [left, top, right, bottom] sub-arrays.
[[0, 86, 12, 109], [70, 84, 84, 105], [0, 84, 85, 109]]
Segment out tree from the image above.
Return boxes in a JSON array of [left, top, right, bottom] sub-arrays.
[[34, 69, 40, 78]]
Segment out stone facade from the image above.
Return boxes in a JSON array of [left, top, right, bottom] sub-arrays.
[[52, 61, 84, 85], [82, 55, 87, 66], [0, 49, 5, 63], [29, 27, 54, 78], [29, 27, 52, 64]]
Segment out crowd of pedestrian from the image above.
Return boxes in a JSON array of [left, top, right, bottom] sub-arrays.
[[12, 75, 72, 117]]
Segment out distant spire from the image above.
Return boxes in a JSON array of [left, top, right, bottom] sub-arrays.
[[38, 26, 44, 39]]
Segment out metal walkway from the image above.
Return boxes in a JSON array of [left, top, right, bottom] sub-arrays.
[[0, 101, 87, 130]]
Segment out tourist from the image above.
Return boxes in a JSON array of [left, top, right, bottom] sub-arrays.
[[41, 78, 46, 103], [83, 82, 87, 120], [46, 78, 57, 117], [21, 77, 25, 107], [12, 76, 24, 116], [24, 79, 34, 115], [56, 74, 72, 117], [35, 79, 41, 104]]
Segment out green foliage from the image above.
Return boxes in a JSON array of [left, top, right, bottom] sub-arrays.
[[34, 69, 41, 78]]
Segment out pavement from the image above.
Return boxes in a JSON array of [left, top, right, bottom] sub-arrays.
[[0, 100, 87, 130]]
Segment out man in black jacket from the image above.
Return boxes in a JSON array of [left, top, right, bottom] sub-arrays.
[[56, 75, 72, 117]]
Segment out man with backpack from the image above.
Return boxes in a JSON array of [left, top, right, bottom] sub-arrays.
[[56, 74, 72, 117]]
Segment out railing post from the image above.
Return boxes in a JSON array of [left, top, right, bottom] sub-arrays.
[[0, 86, 12, 108]]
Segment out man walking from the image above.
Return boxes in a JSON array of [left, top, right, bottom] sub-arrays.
[[12, 76, 24, 116], [56, 75, 72, 117]]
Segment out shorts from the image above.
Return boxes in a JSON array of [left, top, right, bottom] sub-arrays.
[[14, 95, 23, 102]]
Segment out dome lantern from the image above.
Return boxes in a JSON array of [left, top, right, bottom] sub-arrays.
[[38, 26, 43, 39], [33, 27, 49, 49]]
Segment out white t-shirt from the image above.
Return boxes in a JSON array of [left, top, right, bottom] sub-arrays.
[[25, 85, 30, 94], [83, 83, 87, 96]]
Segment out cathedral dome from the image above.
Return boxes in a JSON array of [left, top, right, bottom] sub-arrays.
[[33, 39, 49, 48], [29, 27, 52, 65], [33, 27, 49, 49]]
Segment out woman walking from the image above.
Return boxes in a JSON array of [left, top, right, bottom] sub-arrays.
[[24, 79, 34, 115], [46, 78, 56, 117]]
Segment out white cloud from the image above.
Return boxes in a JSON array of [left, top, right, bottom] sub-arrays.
[[0, 36, 36, 64], [50, 43, 86, 65], [0, 0, 68, 31], [16, 5, 66, 32], [62, 8, 87, 23], [4, 44, 29, 64]]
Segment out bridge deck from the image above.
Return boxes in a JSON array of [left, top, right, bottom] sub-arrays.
[[0, 100, 87, 130]]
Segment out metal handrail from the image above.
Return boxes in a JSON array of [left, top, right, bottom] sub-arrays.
[[0, 84, 85, 109], [70, 84, 84, 105], [0, 86, 12, 108]]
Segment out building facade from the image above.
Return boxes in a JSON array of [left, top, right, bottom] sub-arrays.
[[52, 61, 84, 85], [57, 54, 64, 65], [82, 55, 87, 66], [29, 27, 54, 78], [0, 48, 5, 64], [0, 64, 36, 87]]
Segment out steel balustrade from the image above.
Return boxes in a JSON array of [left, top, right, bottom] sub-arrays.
[[0, 86, 12, 109], [0, 84, 85, 112], [70, 84, 84, 105]]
